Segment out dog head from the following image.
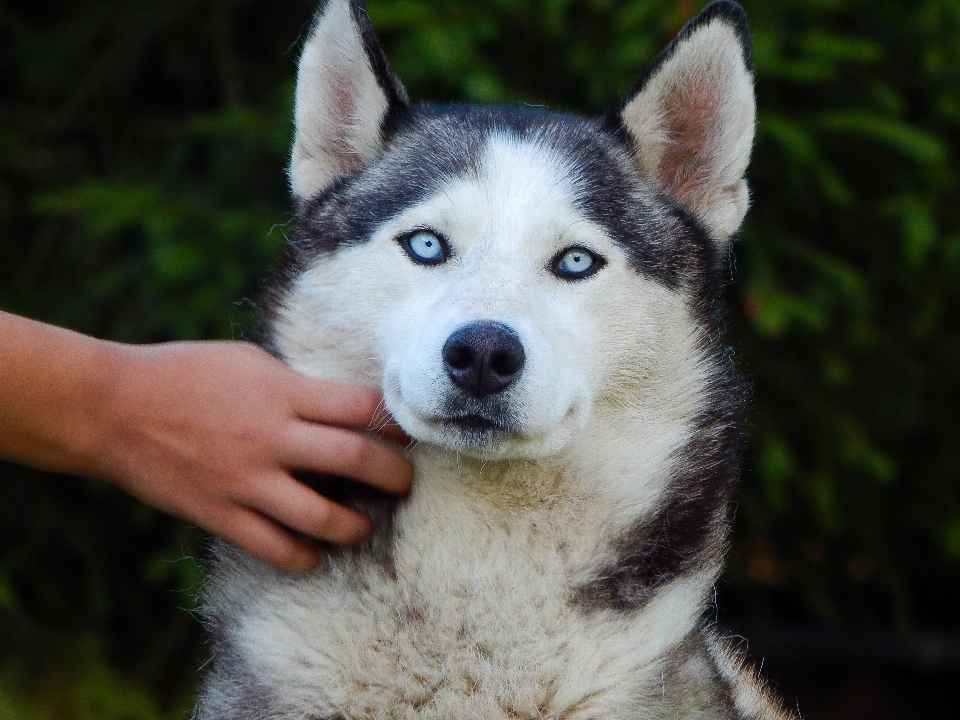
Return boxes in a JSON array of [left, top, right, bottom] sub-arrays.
[[268, 0, 754, 461]]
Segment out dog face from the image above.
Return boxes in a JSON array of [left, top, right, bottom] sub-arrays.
[[268, 0, 754, 461], [366, 130, 610, 459]]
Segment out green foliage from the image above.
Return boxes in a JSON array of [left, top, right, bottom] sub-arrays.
[[1, 0, 959, 713], [0, 635, 183, 720]]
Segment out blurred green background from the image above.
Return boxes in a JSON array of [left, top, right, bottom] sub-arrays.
[[1, 0, 958, 718]]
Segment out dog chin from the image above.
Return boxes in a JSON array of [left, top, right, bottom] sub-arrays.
[[386, 396, 585, 461]]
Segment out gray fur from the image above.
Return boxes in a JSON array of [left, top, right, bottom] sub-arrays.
[[195, 639, 287, 719]]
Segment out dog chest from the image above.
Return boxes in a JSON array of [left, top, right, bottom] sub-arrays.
[[220, 477, 705, 718]]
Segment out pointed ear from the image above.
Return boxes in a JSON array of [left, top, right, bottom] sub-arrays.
[[290, 0, 408, 201], [617, 1, 755, 244]]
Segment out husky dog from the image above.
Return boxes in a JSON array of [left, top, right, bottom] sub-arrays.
[[196, 1, 793, 718]]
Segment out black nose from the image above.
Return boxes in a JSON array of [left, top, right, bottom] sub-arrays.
[[442, 322, 525, 398]]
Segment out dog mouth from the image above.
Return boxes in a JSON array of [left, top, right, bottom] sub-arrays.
[[388, 392, 583, 459], [420, 410, 522, 449], [433, 412, 508, 434], [448, 413, 498, 431]]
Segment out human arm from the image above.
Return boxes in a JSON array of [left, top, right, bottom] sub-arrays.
[[0, 310, 413, 571]]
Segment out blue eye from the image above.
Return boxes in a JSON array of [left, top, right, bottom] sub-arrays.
[[400, 230, 448, 265], [551, 246, 604, 280]]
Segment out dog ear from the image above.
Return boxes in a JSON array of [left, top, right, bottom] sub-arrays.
[[290, 0, 408, 201], [616, 1, 755, 244]]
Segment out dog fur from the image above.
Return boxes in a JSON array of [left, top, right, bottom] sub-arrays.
[[195, 2, 795, 718]]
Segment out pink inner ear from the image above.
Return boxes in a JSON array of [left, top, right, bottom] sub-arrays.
[[657, 83, 721, 204], [328, 70, 362, 171]]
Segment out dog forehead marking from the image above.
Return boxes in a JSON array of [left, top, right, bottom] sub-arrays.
[[392, 129, 602, 258]]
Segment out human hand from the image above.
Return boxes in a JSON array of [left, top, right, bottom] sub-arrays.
[[88, 341, 413, 572]]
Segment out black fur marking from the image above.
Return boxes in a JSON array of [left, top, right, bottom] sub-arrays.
[[346, 0, 409, 123], [293, 470, 402, 577], [572, 429, 745, 613]]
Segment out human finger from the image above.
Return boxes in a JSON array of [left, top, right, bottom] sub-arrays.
[[249, 473, 372, 545], [212, 505, 321, 572], [281, 424, 414, 494], [290, 378, 386, 431], [289, 376, 410, 443], [366, 414, 410, 444]]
